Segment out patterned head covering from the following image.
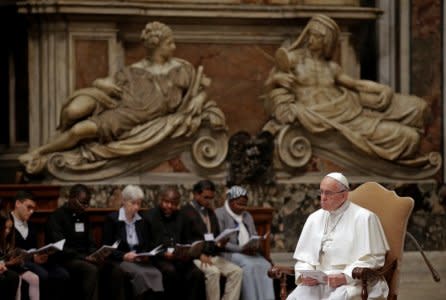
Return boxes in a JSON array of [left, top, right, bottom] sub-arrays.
[[226, 186, 248, 201]]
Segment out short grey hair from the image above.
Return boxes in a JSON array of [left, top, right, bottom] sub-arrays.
[[122, 185, 144, 202]]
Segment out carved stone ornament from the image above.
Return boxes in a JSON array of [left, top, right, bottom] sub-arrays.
[[263, 14, 441, 179], [226, 131, 275, 186], [19, 21, 228, 181]]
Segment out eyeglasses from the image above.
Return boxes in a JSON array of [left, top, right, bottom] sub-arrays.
[[317, 189, 346, 197]]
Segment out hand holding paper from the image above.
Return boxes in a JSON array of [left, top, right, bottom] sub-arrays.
[[297, 270, 328, 284], [214, 227, 239, 242], [135, 244, 164, 258], [87, 240, 120, 262], [26, 239, 66, 256]]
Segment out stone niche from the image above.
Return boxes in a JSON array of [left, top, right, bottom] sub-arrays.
[[12, 1, 445, 251]]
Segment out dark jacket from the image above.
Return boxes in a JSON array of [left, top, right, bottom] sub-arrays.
[[180, 202, 221, 256], [45, 203, 96, 260], [102, 210, 150, 261], [11, 215, 38, 251], [143, 206, 185, 250]]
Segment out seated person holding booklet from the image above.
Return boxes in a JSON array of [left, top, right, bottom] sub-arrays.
[[144, 186, 206, 300], [103, 184, 163, 300], [215, 186, 275, 300], [180, 179, 242, 300], [11, 190, 69, 300], [46, 184, 123, 300], [287, 172, 389, 300], [1, 211, 39, 300]]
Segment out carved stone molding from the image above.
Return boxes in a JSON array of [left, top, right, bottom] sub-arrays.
[[18, 2, 381, 20]]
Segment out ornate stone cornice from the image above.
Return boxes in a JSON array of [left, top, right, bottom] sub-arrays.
[[17, 1, 382, 21]]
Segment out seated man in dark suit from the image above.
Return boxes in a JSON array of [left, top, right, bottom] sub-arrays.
[[45, 184, 100, 300], [144, 186, 206, 300], [180, 179, 242, 300], [11, 190, 69, 300]]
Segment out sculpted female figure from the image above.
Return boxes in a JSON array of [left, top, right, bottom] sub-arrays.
[[19, 21, 226, 178], [265, 14, 431, 166]]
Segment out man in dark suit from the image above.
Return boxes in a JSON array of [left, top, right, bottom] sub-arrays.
[[11, 190, 69, 300], [180, 180, 242, 300], [45, 184, 99, 300], [144, 186, 206, 300]]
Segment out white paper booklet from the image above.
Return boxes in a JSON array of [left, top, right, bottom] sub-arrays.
[[214, 227, 239, 242], [26, 239, 66, 255], [175, 240, 205, 257], [88, 240, 120, 260], [240, 231, 270, 250], [296, 269, 328, 283], [135, 244, 164, 258]]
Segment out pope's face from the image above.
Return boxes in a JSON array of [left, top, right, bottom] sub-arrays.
[[319, 177, 347, 212]]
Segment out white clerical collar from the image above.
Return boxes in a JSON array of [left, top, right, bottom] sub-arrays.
[[118, 207, 142, 225]]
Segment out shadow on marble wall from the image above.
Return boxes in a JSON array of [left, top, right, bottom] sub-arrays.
[[57, 181, 445, 251]]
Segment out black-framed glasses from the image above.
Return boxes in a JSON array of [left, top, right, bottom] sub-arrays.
[[317, 189, 346, 197]]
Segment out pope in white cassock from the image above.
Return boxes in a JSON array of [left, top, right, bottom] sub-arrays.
[[286, 172, 390, 300]]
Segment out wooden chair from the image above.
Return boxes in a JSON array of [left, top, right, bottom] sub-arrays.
[[269, 182, 414, 300]]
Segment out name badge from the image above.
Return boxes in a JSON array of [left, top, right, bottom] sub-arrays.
[[75, 222, 85, 233], [204, 233, 214, 241]]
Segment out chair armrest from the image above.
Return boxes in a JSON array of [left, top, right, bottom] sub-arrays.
[[268, 265, 295, 300], [352, 260, 397, 300]]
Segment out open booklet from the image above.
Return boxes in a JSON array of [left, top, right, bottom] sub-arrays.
[[88, 240, 120, 260], [134, 244, 164, 258], [26, 239, 66, 256], [214, 226, 239, 243], [296, 269, 328, 284], [174, 240, 205, 257], [240, 231, 270, 251]]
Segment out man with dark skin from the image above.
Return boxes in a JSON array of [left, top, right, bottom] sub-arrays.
[[45, 184, 100, 300], [144, 186, 206, 300]]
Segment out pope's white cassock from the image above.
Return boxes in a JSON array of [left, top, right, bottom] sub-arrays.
[[286, 200, 390, 300]]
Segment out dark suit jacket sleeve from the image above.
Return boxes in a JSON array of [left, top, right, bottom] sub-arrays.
[[46, 212, 65, 244], [103, 212, 126, 261]]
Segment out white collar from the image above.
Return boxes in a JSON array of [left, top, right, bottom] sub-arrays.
[[11, 212, 27, 227], [118, 207, 142, 225]]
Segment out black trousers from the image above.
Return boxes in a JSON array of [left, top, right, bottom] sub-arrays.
[[61, 258, 99, 300], [153, 259, 206, 300], [0, 269, 20, 300], [25, 261, 70, 300]]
